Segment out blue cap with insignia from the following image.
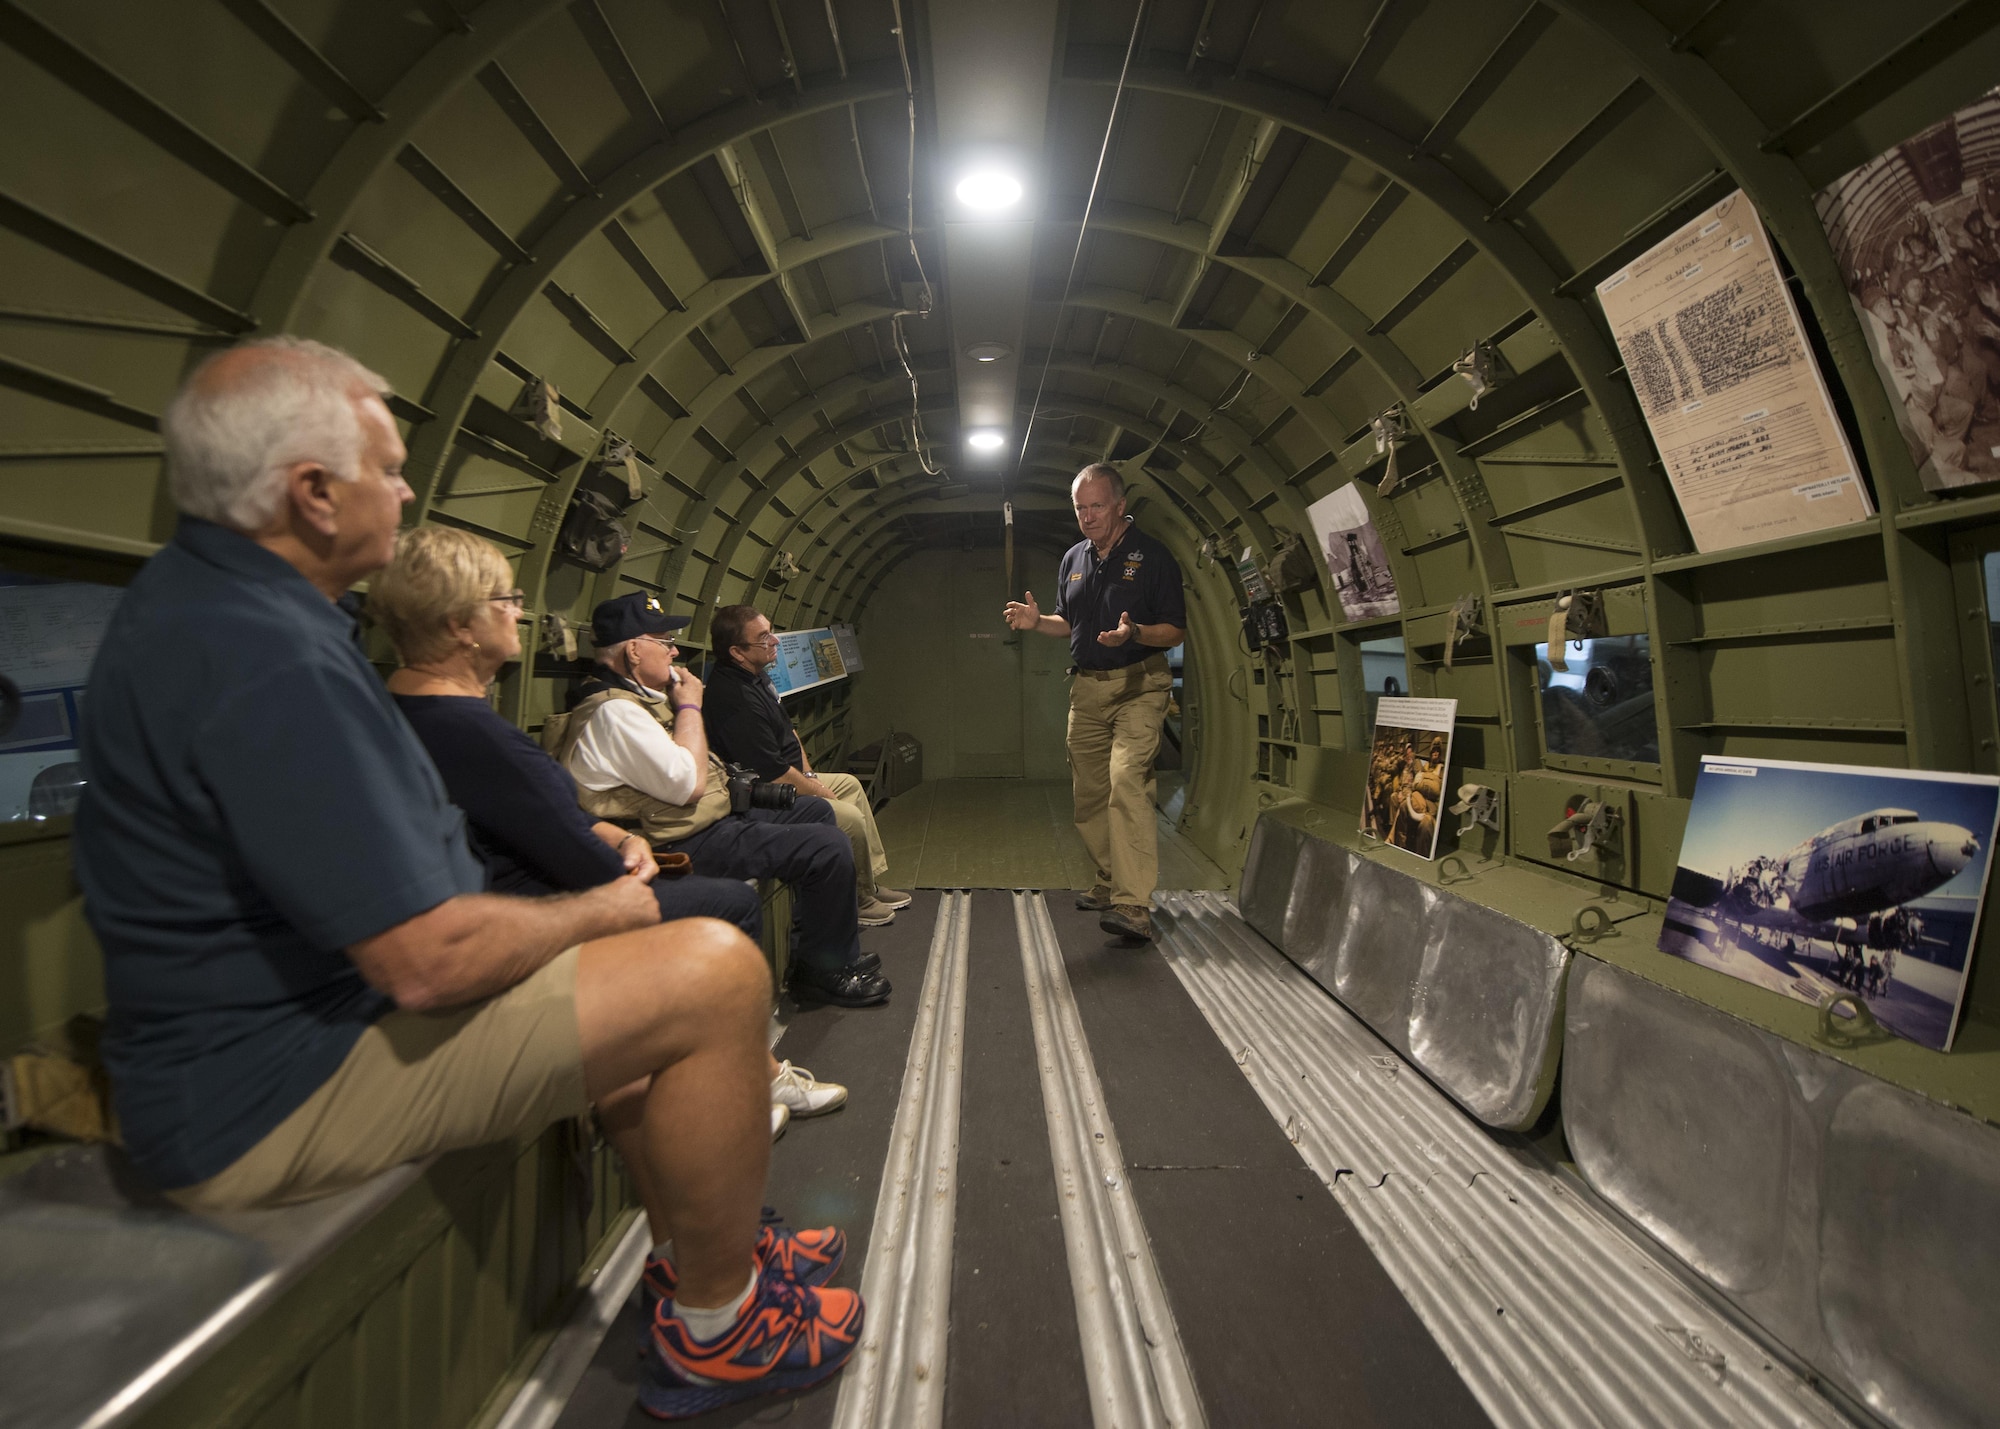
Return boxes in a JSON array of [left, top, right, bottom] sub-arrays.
[[590, 591, 691, 647]]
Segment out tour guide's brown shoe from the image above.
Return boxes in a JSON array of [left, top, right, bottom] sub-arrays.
[[1075, 885, 1113, 911], [856, 896, 897, 927], [1100, 904, 1154, 942], [871, 886, 914, 910]]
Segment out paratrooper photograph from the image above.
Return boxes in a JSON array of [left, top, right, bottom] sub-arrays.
[[1660, 755, 2000, 1050], [1361, 697, 1457, 860]]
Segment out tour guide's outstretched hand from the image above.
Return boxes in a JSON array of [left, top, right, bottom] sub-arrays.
[[1097, 611, 1136, 647], [1003, 591, 1041, 631]]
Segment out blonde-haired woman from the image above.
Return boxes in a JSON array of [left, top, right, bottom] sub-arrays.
[[375, 525, 846, 1134]]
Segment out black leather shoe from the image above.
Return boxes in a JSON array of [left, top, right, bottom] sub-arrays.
[[851, 951, 881, 975], [790, 966, 892, 1007]]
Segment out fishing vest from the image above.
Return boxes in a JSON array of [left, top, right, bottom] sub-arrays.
[[541, 687, 733, 845]]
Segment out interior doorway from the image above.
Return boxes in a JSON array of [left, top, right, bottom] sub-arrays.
[[850, 544, 1070, 780]]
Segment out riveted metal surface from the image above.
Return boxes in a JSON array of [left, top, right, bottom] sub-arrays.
[[1410, 895, 1569, 1130], [1235, 813, 1306, 950], [1563, 957, 1794, 1294], [1819, 1081, 2000, 1429], [1332, 854, 1432, 1041]]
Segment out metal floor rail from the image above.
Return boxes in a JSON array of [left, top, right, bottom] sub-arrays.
[[1154, 891, 1849, 1429]]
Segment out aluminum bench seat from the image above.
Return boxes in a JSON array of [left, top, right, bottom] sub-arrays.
[[0, 1144, 421, 1429]]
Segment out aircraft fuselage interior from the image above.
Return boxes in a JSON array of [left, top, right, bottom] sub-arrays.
[[5, 2, 2000, 1427]]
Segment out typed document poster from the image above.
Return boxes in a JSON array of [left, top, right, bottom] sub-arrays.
[[1596, 192, 1872, 551], [1815, 87, 2000, 491], [1362, 696, 1456, 860], [1660, 756, 2000, 1052]]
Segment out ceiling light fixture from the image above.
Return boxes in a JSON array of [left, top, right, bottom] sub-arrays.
[[965, 342, 1012, 363], [967, 431, 1006, 452], [954, 169, 1023, 211]]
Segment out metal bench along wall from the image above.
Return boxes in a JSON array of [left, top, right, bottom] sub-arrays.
[[1564, 957, 2000, 1429], [1241, 810, 2000, 1429], [1237, 813, 1568, 1131]]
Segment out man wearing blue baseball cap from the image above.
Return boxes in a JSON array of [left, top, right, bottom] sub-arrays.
[[544, 591, 889, 1008]]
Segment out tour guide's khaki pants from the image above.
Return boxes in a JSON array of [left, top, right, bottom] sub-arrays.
[[1067, 653, 1172, 908], [817, 769, 889, 896]]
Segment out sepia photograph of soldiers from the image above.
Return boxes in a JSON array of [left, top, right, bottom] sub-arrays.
[[1362, 724, 1450, 859], [1818, 87, 2000, 491]]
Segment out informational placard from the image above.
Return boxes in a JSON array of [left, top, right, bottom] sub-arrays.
[[830, 622, 864, 674], [1362, 695, 1456, 859], [1815, 87, 2000, 491], [766, 625, 856, 699], [1597, 191, 1872, 551], [0, 578, 124, 822], [1661, 756, 2000, 1052], [0, 581, 125, 693], [1306, 483, 1400, 622]]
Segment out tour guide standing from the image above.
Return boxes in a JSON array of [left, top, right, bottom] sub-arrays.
[[1004, 464, 1187, 942]]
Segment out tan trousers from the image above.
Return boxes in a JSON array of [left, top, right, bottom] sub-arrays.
[[817, 769, 889, 896], [168, 949, 587, 1212], [1067, 654, 1172, 908]]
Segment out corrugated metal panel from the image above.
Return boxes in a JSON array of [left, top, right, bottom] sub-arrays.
[[1155, 892, 1848, 1429]]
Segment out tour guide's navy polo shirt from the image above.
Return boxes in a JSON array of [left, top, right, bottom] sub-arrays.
[[74, 517, 484, 1189], [1053, 519, 1187, 671], [705, 659, 805, 780]]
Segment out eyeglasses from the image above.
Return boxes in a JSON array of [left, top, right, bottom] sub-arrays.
[[739, 633, 780, 648], [635, 634, 678, 650], [486, 590, 527, 609]]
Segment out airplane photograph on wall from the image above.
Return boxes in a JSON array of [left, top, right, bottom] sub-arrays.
[[1661, 755, 2000, 1051]]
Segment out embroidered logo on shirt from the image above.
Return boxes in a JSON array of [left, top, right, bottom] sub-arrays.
[[1068, 572, 1082, 581]]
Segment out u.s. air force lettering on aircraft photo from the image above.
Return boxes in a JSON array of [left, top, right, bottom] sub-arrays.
[[1661, 756, 2000, 1050]]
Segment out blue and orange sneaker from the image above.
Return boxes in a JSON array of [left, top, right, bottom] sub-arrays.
[[639, 1270, 864, 1419], [639, 1213, 846, 1328]]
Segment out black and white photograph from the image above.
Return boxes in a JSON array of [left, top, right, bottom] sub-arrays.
[[1362, 696, 1457, 860], [1661, 755, 2000, 1052], [1306, 482, 1400, 621], [1816, 87, 2000, 491]]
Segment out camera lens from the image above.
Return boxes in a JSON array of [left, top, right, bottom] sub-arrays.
[[752, 781, 797, 810]]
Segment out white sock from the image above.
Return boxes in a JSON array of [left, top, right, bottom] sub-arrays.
[[674, 1270, 757, 1343]]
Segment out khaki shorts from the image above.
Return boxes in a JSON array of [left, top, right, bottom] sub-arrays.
[[169, 948, 590, 1212]]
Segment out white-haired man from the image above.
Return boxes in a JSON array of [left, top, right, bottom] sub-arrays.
[[1003, 464, 1187, 942], [73, 338, 861, 1418]]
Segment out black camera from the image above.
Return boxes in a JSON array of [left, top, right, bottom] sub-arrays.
[[726, 763, 796, 814]]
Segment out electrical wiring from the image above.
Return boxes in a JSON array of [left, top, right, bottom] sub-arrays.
[[888, 0, 942, 477], [1016, 0, 1148, 475]]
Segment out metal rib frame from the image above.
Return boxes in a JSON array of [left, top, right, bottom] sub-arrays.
[[831, 890, 972, 1429], [1154, 891, 1846, 1429], [1014, 891, 1207, 1429]]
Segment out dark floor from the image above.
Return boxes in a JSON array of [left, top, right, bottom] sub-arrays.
[[872, 778, 1230, 892], [552, 884, 1489, 1428]]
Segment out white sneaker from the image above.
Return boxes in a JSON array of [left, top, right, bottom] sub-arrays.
[[771, 1060, 849, 1118], [771, 1101, 790, 1141]]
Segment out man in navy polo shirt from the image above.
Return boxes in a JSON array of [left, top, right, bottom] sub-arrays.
[[1003, 464, 1187, 942], [702, 602, 912, 928], [73, 338, 863, 1415]]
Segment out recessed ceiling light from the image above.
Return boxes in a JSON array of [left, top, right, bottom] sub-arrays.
[[967, 431, 1006, 451], [955, 170, 1023, 211], [966, 342, 1012, 363]]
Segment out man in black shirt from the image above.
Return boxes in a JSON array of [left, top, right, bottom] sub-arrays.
[[704, 603, 912, 927], [1004, 464, 1187, 942]]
